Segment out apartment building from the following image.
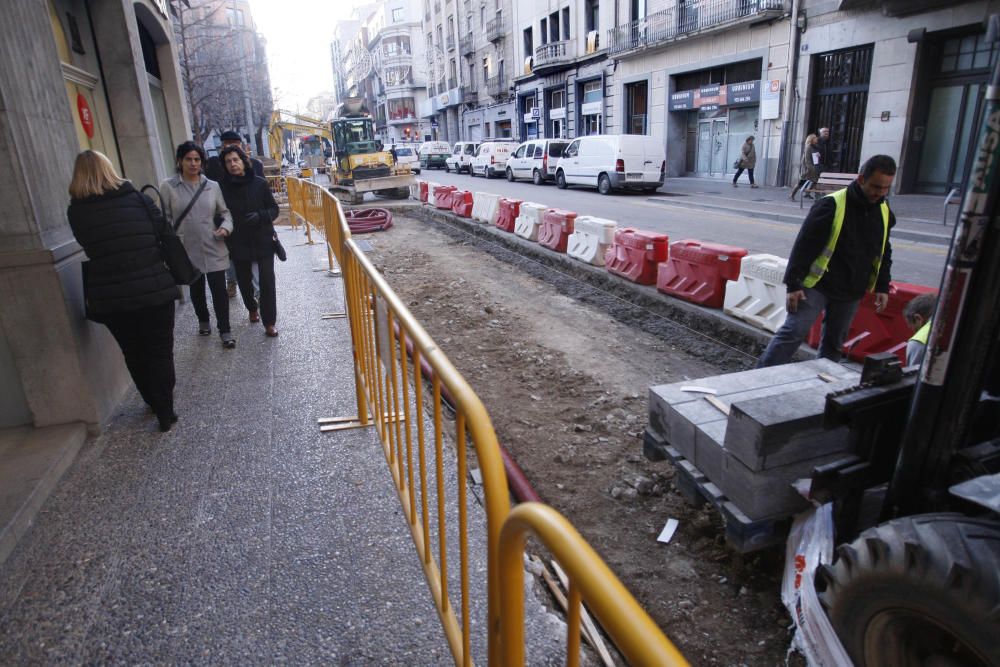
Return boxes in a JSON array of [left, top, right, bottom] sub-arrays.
[[511, 0, 615, 141], [456, 0, 518, 141]]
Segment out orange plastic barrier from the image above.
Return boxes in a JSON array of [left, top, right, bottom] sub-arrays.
[[604, 228, 669, 285], [656, 239, 749, 308], [451, 190, 474, 217], [807, 281, 936, 362], [419, 181, 429, 203], [433, 185, 457, 210], [538, 209, 577, 253], [496, 198, 522, 233]]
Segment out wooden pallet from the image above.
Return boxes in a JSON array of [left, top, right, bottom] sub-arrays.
[[644, 427, 791, 553]]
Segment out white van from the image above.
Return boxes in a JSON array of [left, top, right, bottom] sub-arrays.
[[389, 144, 419, 173], [470, 141, 516, 179], [445, 141, 479, 173], [418, 141, 452, 170], [505, 139, 570, 184], [555, 135, 665, 194]]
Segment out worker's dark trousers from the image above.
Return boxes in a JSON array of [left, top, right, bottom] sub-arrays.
[[235, 254, 277, 327], [757, 287, 860, 367], [102, 302, 176, 420]]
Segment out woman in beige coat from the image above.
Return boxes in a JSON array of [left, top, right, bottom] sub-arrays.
[[732, 135, 758, 188], [160, 141, 236, 347]]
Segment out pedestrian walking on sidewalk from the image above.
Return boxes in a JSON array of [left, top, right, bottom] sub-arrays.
[[816, 127, 831, 173], [68, 150, 180, 432], [219, 145, 281, 338], [789, 134, 822, 200], [732, 136, 758, 188], [160, 141, 236, 348], [757, 154, 897, 368]]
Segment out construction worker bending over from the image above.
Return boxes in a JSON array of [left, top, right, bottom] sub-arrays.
[[903, 293, 936, 367], [757, 155, 897, 367]]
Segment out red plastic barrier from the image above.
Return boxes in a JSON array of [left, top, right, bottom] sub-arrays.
[[604, 228, 669, 285], [807, 281, 937, 362], [433, 185, 457, 210], [496, 198, 522, 233], [419, 181, 428, 203], [538, 209, 577, 253], [656, 239, 749, 308], [451, 190, 474, 217]]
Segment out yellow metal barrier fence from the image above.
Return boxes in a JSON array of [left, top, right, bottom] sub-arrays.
[[286, 178, 687, 667]]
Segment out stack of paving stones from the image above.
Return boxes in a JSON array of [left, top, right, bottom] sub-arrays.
[[648, 359, 861, 520]]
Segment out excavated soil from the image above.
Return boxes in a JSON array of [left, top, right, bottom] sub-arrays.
[[366, 214, 800, 666]]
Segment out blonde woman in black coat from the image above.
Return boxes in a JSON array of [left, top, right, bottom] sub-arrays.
[[68, 150, 181, 432]]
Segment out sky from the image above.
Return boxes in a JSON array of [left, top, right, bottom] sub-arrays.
[[249, 0, 359, 112]]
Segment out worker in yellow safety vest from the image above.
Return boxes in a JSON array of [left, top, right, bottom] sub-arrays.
[[903, 292, 937, 367], [758, 155, 897, 367]]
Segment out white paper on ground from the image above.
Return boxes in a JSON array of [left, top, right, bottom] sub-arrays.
[[657, 518, 679, 544], [680, 386, 718, 395]]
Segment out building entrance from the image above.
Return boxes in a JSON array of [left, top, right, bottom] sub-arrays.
[[808, 45, 873, 174]]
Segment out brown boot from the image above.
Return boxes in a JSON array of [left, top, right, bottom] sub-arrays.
[[265, 325, 278, 337], [249, 309, 260, 323]]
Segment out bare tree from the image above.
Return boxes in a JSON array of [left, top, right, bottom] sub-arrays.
[[171, 0, 273, 151]]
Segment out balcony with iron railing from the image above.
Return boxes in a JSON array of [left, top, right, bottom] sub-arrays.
[[485, 14, 505, 42], [447, 77, 457, 90], [486, 74, 508, 98], [607, 0, 785, 55], [446, 34, 456, 51], [461, 83, 478, 102], [460, 33, 475, 55], [533, 40, 574, 72]]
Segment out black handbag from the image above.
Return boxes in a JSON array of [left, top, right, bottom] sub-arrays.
[[273, 233, 287, 262], [137, 188, 202, 285]]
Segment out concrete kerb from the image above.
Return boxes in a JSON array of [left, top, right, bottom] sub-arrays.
[[378, 203, 817, 369]]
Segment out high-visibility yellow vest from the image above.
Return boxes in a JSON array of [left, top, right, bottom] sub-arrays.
[[910, 320, 931, 345], [802, 188, 889, 291]]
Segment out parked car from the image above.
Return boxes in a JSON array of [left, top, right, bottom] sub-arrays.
[[418, 141, 451, 170], [389, 144, 420, 173], [470, 140, 516, 179], [445, 141, 479, 173], [555, 135, 665, 194], [505, 139, 570, 184]]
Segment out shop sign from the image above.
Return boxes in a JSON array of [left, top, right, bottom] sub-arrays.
[[668, 80, 763, 111], [439, 93, 449, 106], [523, 112, 536, 123], [76, 93, 94, 138], [581, 101, 602, 115], [761, 79, 781, 120], [549, 107, 566, 120]]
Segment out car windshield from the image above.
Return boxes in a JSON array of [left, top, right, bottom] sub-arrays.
[[395, 148, 413, 156], [548, 142, 568, 157]]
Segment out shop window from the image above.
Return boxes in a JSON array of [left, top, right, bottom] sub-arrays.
[[625, 80, 648, 134], [582, 80, 601, 104]]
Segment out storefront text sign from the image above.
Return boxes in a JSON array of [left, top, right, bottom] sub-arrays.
[[581, 101, 602, 115], [549, 107, 566, 120], [669, 80, 763, 111]]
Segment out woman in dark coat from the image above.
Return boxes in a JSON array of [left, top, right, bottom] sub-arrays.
[[67, 150, 180, 432], [219, 145, 281, 337]]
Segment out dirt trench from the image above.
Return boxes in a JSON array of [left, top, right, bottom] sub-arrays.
[[366, 214, 799, 667]]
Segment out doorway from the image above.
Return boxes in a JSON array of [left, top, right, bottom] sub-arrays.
[[696, 118, 727, 175], [809, 44, 874, 174]]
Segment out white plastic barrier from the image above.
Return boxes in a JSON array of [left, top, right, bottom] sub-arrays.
[[426, 181, 442, 207], [514, 202, 548, 241], [410, 179, 423, 200], [567, 216, 617, 266], [723, 253, 789, 333], [472, 191, 500, 225]]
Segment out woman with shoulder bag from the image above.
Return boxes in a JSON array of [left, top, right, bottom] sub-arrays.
[[160, 141, 235, 348], [732, 135, 758, 188], [219, 145, 281, 337], [789, 133, 822, 201], [68, 150, 181, 432]]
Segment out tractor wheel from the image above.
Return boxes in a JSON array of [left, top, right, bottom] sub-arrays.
[[816, 513, 1000, 667]]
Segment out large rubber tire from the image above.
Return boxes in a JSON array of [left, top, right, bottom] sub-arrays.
[[816, 513, 1000, 667], [598, 173, 612, 195], [532, 169, 543, 185], [556, 171, 567, 189], [506, 167, 515, 182]]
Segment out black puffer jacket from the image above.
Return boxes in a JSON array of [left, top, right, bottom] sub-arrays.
[[220, 171, 279, 261], [68, 182, 179, 315]]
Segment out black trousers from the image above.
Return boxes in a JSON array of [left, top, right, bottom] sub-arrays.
[[733, 167, 755, 184], [235, 254, 276, 326], [103, 302, 176, 419], [189, 269, 230, 333]]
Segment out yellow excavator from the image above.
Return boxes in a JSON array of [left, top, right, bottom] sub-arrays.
[[267, 109, 333, 179], [328, 97, 413, 204]]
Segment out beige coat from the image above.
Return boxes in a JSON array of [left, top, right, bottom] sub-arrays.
[[159, 175, 234, 273], [739, 141, 757, 169]]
